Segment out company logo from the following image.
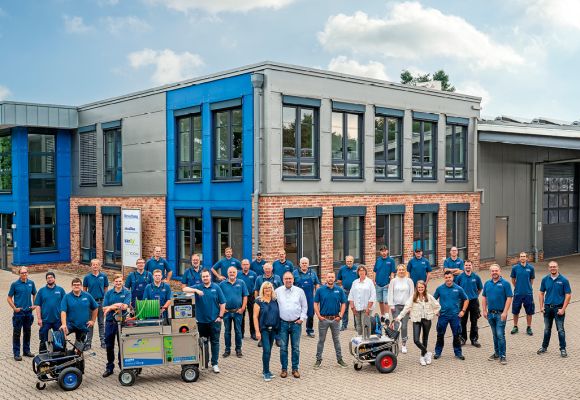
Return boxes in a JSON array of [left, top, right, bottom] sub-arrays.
[[124, 226, 136, 231], [125, 238, 136, 245], [124, 214, 139, 219], [126, 338, 161, 354]]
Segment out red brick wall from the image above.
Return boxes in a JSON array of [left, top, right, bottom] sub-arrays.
[[258, 192, 481, 278]]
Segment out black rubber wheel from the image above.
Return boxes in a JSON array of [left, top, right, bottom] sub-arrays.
[[58, 367, 83, 391], [353, 362, 363, 371], [181, 366, 200, 383], [118, 370, 137, 386], [35, 382, 46, 390], [375, 351, 397, 373]]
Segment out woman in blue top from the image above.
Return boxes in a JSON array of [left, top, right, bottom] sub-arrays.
[[253, 281, 280, 382]]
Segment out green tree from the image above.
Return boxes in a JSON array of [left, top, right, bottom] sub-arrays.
[[400, 69, 455, 92], [432, 69, 455, 92]]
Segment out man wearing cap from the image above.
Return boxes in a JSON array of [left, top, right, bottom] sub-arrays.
[[444, 246, 464, 282], [373, 246, 396, 321], [251, 252, 266, 276], [34, 272, 65, 353], [336, 255, 359, 331], [125, 258, 153, 306], [212, 247, 242, 282], [407, 248, 432, 286], [7, 266, 37, 361], [181, 253, 206, 289], [83, 259, 108, 349], [237, 259, 258, 340], [273, 250, 295, 280], [145, 246, 173, 282]]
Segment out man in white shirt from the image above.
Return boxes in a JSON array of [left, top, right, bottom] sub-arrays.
[[348, 266, 376, 338], [275, 271, 307, 379]]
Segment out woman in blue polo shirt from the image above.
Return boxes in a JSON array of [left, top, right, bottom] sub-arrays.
[[253, 281, 280, 382]]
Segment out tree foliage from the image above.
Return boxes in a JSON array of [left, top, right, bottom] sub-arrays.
[[400, 69, 455, 92]]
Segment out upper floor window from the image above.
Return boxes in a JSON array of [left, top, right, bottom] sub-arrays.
[[79, 126, 97, 186], [445, 121, 467, 181], [374, 113, 402, 180], [104, 126, 122, 185], [412, 114, 438, 180], [282, 104, 318, 178], [177, 113, 202, 181], [0, 132, 12, 192], [214, 107, 242, 180], [332, 108, 363, 179]]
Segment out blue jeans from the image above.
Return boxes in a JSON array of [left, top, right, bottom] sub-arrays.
[[12, 312, 33, 356], [104, 320, 120, 372], [198, 322, 221, 366], [341, 290, 350, 329], [488, 313, 507, 358], [542, 306, 566, 350], [223, 312, 243, 351], [279, 320, 302, 371], [39, 320, 61, 353], [435, 314, 462, 356], [261, 328, 276, 374]]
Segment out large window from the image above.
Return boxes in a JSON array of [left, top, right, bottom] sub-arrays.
[[284, 217, 320, 273], [447, 210, 468, 260], [177, 216, 203, 275], [103, 211, 121, 268], [412, 119, 437, 180], [214, 107, 242, 180], [414, 212, 437, 265], [374, 116, 402, 180], [333, 215, 364, 268], [376, 213, 404, 264], [0, 132, 12, 192], [214, 217, 243, 261], [282, 105, 318, 178], [80, 211, 96, 264], [79, 128, 97, 186], [445, 124, 467, 180], [544, 176, 577, 224], [332, 112, 363, 178], [29, 132, 56, 252], [104, 127, 122, 185], [177, 113, 202, 181]]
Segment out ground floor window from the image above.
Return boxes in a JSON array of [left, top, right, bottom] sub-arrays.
[[214, 217, 243, 261], [447, 210, 468, 260], [376, 213, 404, 264], [177, 216, 203, 275], [103, 212, 121, 269], [333, 215, 363, 268], [284, 217, 320, 273], [80, 212, 96, 264], [414, 212, 437, 265], [30, 205, 56, 251]]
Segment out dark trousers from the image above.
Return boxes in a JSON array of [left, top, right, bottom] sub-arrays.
[[413, 319, 432, 356], [39, 321, 61, 353], [12, 312, 33, 356], [306, 315, 314, 335], [341, 290, 350, 329], [68, 326, 89, 351], [104, 320, 121, 372], [542, 306, 566, 350], [241, 295, 256, 337], [460, 299, 480, 342], [435, 314, 462, 356], [261, 328, 276, 375], [198, 321, 222, 366]]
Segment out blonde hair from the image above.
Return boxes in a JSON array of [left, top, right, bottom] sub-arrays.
[[113, 273, 123, 281], [258, 281, 277, 300], [396, 263, 409, 277]]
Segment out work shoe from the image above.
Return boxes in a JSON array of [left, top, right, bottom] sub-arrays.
[[471, 340, 482, 348], [280, 369, 288, 378], [510, 326, 519, 335], [561, 349, 568, 358], [425, 352, 432, 365], [313, 360, 322, 369], [526, 327, 533, 336], [102, 370, 113, 378], [292, 370, 300, 378], [488, 353, 499, 361], [433, 354, 441, 360], [460, 338, 466, 346], [13, 356, 22, 361], [236, 350, 243, 358], [222, 350, 231, 358], [212, 365, 220, 373], [455, 355, 466, 360], [257, 340, 263, 347], [337, 359, 348, 368], [420, 356, 426, 366], [499, 357, 507, 365], [401, 345, 408, 354], [23, 352, 35, 357], [537, 347, 547, 355]]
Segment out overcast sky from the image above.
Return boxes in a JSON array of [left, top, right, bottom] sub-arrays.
[[0, 0, 579, 121]]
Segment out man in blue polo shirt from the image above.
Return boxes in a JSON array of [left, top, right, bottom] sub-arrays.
[[143, 270, 172, 318], [433, 271, 469, 360], [336, 255, 359, 331], [181, 253, 206, 289], [293, 257, 320, 338], [83, 259, 108, 349], [482, 264, 513, 365], [251, 251, 266, 276], [444, 246, 464, 282], [183, 269, 226, 373], [237, 259, 258, 340], [220, 266, 249, 358], [254, 263, 283, 297], [456, 259, 483, 347], [537, 260, 572, 358], [7, 266, 37, 361], [313, 271, 348, 369], [60, 277, 98, 349], [145, 246, 173, 281], [273, 249, 295, 280], [125, 258, 153, 306], [102, 274, 131, 378], [212, 247, 241, 282], [407, 248, 432, 286], [510, 252, 535, 335], [373, 246, 396, 321], [34, 272, 65, 353]]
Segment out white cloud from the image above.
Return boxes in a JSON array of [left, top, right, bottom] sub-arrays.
[[525, 0, 580, 31], [147, 0, 295, 14], [63, 15, 92, 34], [327, 56, 390, 81], [128, 48, 204, 85], [0, 85, 11, 101], [102, 16, 151, 34], [457, 81, 490, 109], [318, 2, 524, 70]]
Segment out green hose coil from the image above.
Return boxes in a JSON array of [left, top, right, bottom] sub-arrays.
[[135, 299, 161, 319]]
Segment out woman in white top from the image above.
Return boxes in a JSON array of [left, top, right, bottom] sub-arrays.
[[348, 265, 376, 337], [395, 280, 441, 366], [387, 264, 414, 353]]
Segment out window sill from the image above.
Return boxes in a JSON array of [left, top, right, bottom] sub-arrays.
[[211, 178, 243, 183], [29, 249, 58, 254], [175, 179, 202, 184], [412, 179, 438, 183], [374, 178, 403, 182], [331, 177, 365, 182], [103, 182, 122, 187], [0, 190, 12, 195], [282, 177, 321, 181], [445, 179, 468, 183]]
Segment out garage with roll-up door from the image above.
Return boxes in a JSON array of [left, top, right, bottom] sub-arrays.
[[543, 163, 578, 258]]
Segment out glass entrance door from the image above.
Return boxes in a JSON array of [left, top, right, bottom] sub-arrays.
[[0, 214, 14, 270]]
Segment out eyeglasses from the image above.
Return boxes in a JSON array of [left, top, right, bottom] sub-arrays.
[[20, 272, 28, 275]]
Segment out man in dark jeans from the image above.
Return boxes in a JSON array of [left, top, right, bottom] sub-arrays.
[[537, 260, 572, 358], [456, 260, 483, 347], [7, 267, 37, 361], [237, 259, 258, 340]]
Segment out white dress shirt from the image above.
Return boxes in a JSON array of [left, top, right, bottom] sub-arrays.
[[275, 285, 308, 322], [348, 277, 376, 311]]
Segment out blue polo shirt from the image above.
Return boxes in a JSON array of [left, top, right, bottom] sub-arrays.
[[181, 266, 206, 287], [193, 283, 226, 323], [237, 270, 258, 297], [219, 279, 249, 310], [273, 259, 295, 279], [510, 263, 535, 296], [434, 283, 468, 316], [444, 257, 464, 281], [34, 285, 65, 323], [540, 274, 571, 306], [83, 272, 109, 301], [103, 287, 132, 322], [125, 270, 153, 303], [254, 274, 282, 293], [407, 257, 433, 284], [212, 257, 242, 280], [314, 285, 348, 316], [251, 259, 266, 276], [456, 272, 483, 300], [8, 279, 37, 311], [374, 256, 396, 287], [143, 282, 172, 305], [336, 264, 358, 291], [482, 277, 513, 312], [145, 257, 172, 279], [60, 291, 98, 330]]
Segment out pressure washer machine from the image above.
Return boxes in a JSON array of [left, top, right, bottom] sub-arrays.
[[117, 293, 208, 386], [349, 314, 401, 373]]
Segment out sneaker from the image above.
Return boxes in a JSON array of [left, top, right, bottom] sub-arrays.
[[510, 326, 519, 335], [488, 353, 499, 361], [263, 373, 272, 382], [561, 349, 568, 358], [313, 360, 322, 369], [455, 355, 466, 360], [212, 365, 220, 373], [222, 350, 231, 358], [499, 357, 507, 365], [471, 340, 482, 348], [433, 354, 441, 360], [401, 345, 408, 354], [537, 347, 547, 355], [337, 359, 348, 368], [425, 352, 432, 365], [307, 333, 315, 338], [526, 327, 533, 336], [420, 356, 426, 366]]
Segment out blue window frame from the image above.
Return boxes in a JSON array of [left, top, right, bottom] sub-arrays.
[[213, 107, 242, 180], [0, 131, 12, 192], [177, 113, 202, 181], [177, 215, 203, 275]]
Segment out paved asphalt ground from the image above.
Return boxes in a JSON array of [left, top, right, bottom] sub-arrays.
[[1, 256, 579, 399]]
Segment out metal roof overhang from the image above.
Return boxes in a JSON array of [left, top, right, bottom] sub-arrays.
[[0, 101, 78, 130], [479, 131, 580, 150]]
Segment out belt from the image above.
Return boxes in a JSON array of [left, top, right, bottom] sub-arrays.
[[545, 304, 563, 308], [95, 298, 103, 302], [321, 315, 338, 320], [283, 318, 300, 323], [226, 308, 239, 313], [489, 310, 503, 314]]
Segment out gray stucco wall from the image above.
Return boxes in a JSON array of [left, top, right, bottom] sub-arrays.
[[73, 93, 166, 196], [261, 69, 480, 195]]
